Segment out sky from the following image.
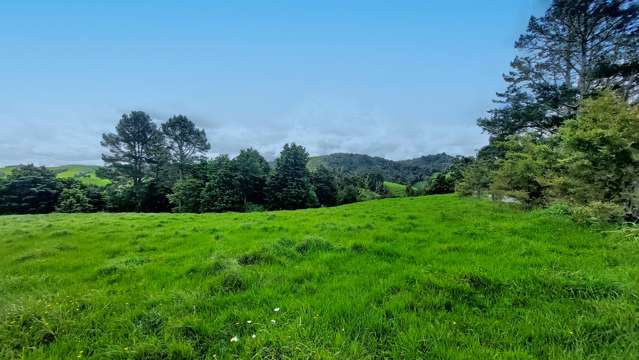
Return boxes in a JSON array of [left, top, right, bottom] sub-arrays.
[[0, 0, 548, 166]]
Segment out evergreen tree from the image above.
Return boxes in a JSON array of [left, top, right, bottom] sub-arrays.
[[265, 143, 315, 210], [311, 165, 338, 207], [168, 178, 205, 213], [56, 187, 92, 213], [233, 148, 270, 206], [479, 0, 639, 140], [0, 165, 61, 214], [201, 155, 244, 212], [161, 115, 210, 179], [101, 111, 166, 186]]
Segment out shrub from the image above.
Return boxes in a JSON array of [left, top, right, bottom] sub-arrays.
[[56, 187, 92, 213], [570, 201, 625, 225]]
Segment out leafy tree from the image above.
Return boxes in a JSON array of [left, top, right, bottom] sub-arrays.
[[478, 0, 639, 140], [424, 172, 455, 195], [101, 111, 166, 187], [364, 172, 385, 194], [201, 155, 243, 212], [104, 182, 137, 212], [0, 165, 61, 214], [168, 178, 205, 213], [161, 115, 210, 179], [138, 179, 172, 212], [455, 160, 491, 197], [489, 134, 558, 208], [56, 187, 92, 213], [311, 165, 338, 207], [558, 91, 639, 215], [233, 148, 270, 206], [265, 143, 315, 210], [338, 184, 359, 205]]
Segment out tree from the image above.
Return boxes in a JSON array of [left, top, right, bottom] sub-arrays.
[[56, 187, 92, 213], [558, 91, 639, 215], [0, 165, 61, 214], [201, 155, 243, 212], [233, 148, 270, 206], [479, 0, 639, 140], [489, 134, 558, 208], [311, 165, 338, 207], [364, 172, 385, 194], [455, 160, 491, 197], [168, 178, 205, 213], [424, 172, 455, 195], [265, 143, 315, 210], [101, 111, 166, 187], [161, 115, 210, 179]]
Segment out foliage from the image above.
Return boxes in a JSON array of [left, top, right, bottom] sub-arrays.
[[489, 134, 558, 208], [0, 165, 61, 214], [167, 178, 205, 213], [161, 115, 210, 179], [455, 160, 491, 197], [310, 166, 338, 207], [101, 111, 166, 186], [56, 187, 92, 213], [201, 155, 244, 212], [233, 148, 270, 206], [570, 201, 626, 226], [478, 0, 638, 144], [308, 152, 454, 184], [558, 92, 639, 216], [1, 196, 638, 358], [265, 143, 315, 210]]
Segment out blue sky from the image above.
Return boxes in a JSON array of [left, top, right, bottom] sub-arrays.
[[0, 0, 547, 165]]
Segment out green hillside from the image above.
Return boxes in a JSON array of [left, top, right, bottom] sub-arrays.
[[0, 165, 110, 186], [1, 195, 637, 358], [308, 153, 454, 183], [383, 181, 407, 197]]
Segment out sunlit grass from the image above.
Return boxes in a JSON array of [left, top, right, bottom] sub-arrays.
[[0, 195, 637, 358]]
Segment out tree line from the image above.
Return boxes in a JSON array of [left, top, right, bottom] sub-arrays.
[[456, 0, 639, 224], [0, 111, 415, 215]]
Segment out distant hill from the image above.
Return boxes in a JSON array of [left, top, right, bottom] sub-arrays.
[[0, 164, 110, 186], [308, 153, 454, 183]]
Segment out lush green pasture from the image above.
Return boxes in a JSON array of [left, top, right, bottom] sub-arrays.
[[383, 181, 407, 197], [0, 196, 637, 359], [0, 165, 109, 186]]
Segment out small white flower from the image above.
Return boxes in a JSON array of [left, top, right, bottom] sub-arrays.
[[273, 307, 280, 312], [251, 334, 256, 339], [247, 320, 252, 324], [230, 336, 239, 342], [271, 319, 276, 324]]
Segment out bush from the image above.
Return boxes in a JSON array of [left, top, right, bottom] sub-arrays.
[[570, 201, 625, 225], [56, 187, 92, 213]]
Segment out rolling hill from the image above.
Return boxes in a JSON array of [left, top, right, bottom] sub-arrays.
[[0, 165, 110, 186], [308, 153, 454, 183]]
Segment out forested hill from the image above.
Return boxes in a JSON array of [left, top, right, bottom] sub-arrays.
[[307, 153, 454, 183]]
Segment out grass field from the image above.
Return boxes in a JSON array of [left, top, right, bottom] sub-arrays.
[[0, 165, 110, 186], [1, 195, 638, 359], [383, 181, 407, 197]]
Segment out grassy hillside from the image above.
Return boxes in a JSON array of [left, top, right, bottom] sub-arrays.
[[0, 165, 110, 186], [1, 196, 637, 358], [383, 181, 407, 197]]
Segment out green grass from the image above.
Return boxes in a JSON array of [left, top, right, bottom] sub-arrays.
[[383, 181, 407, 197], [1, 195, 638, 359], [0, 165, 110, 186]]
